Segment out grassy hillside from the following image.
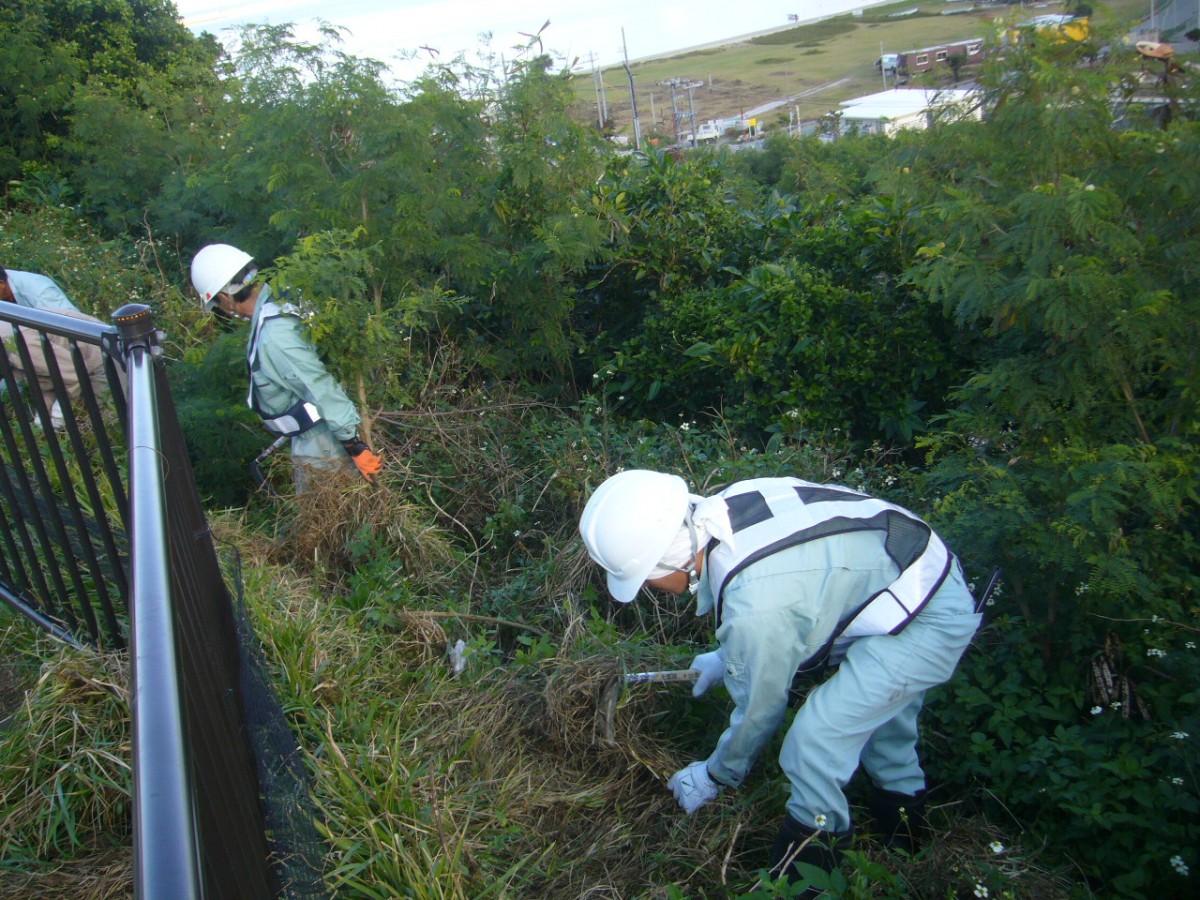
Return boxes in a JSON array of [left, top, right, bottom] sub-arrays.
[[575, 0, 1152, 138]]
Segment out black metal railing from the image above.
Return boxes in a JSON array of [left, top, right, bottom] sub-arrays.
[[1, 301, 284, 898], [0, 304, 127, 648]]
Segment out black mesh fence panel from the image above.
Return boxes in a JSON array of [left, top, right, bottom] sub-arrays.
[[1, 303, 329, 899]]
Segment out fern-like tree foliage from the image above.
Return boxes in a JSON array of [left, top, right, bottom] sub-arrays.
[[898, 29, 1199, 640], [891, 31, 1199, 895]]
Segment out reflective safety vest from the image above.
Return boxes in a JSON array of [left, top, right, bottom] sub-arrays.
[[705, 478, 953, 646], [247, 299, 323, 437]]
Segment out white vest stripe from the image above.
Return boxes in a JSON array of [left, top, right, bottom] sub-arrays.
[[246, 299, 323, 437], [706, 478, 951, 644]]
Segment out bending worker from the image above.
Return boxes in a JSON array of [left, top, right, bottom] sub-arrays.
[[1, 265, 107, 430], [579, 470, 981, 889], [190, 243, 382, 489], [0, 265, 79, 312]]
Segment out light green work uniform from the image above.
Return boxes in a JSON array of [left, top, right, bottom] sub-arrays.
[[6, 269, 79, 312], [699, 528, 980, 834], [247, 284, 359, 483]]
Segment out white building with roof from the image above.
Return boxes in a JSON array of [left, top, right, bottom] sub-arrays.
[[834, 88, 981, 136]]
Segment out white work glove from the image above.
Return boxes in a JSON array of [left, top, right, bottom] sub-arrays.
[[668, 760, 721, 815], [690, 649, 725, 697]]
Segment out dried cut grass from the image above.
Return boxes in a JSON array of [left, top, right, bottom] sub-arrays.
[[537, 654, 698, 777], [276, 470, 460, 578], [456, 659, 765, 897], [290, 602, 759, 898], [0, 846, 132, 900], [0, 650, 131, 873]]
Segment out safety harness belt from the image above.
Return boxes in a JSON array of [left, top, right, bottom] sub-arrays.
[[246, 299, 323, 437]]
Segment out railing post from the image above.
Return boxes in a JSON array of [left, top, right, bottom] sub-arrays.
[[115, 303, 202, 900]]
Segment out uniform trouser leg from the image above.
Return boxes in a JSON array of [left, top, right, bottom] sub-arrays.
[[778, 596, 980, 834], [860, 691, 925, 795]]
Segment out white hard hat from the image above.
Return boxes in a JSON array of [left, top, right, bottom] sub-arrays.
[[190, 243, 254, 312], [579, 470, 690, 603]]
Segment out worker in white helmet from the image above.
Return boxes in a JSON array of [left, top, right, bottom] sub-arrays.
[[579, 469, 981, 892], [190, 243, 381, 490]]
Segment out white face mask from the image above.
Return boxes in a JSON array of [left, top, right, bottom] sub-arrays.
[[647, 517, 710, 594], [648, 525, 695, 581]]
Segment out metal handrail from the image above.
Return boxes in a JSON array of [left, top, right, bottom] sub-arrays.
[[115, 304, 202, 899], [2, 300, 282, 899]]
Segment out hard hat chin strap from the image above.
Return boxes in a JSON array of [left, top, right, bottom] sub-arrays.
[[683, 515, 700, 592]]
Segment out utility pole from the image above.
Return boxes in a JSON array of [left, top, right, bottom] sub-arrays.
[[660, 77, 703, 145], [587, 53, 608, 129], [686, 81, 699, 141], [880, 40, 888, 90], [666, 78, 681, 143], [622, 28, 641, 151]]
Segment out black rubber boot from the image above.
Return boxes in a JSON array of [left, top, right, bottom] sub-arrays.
[[868, 788, 929, 854], [767, 813, 850, 897]]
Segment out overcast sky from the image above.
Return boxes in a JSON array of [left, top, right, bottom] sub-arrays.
[[172, 0, 893, 80]]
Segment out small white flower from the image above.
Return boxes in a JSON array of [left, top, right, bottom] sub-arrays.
[[1148, 648, 1167, 658], [1171, 731, 1190, 740], [974, 885, 989, 898], [512, 530, 521, 538], [989, 840, 1004, 854], [1171, 777, 1184, 786], [814, 814, 827, 828], [1187, 642, 1196, 650], [1091, 706, 1103, 715], [1170, 854, 1190, 875], [680, 422, 690, 431]]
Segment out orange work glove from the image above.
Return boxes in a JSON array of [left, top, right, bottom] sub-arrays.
[[342, 437, 383, 483]]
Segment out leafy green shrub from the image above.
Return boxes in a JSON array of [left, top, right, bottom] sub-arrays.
[[927, 609, 1198, 896], [0, 205, 201, 349], [596, 257, 963, 445], [168, 329, 272, 507]]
